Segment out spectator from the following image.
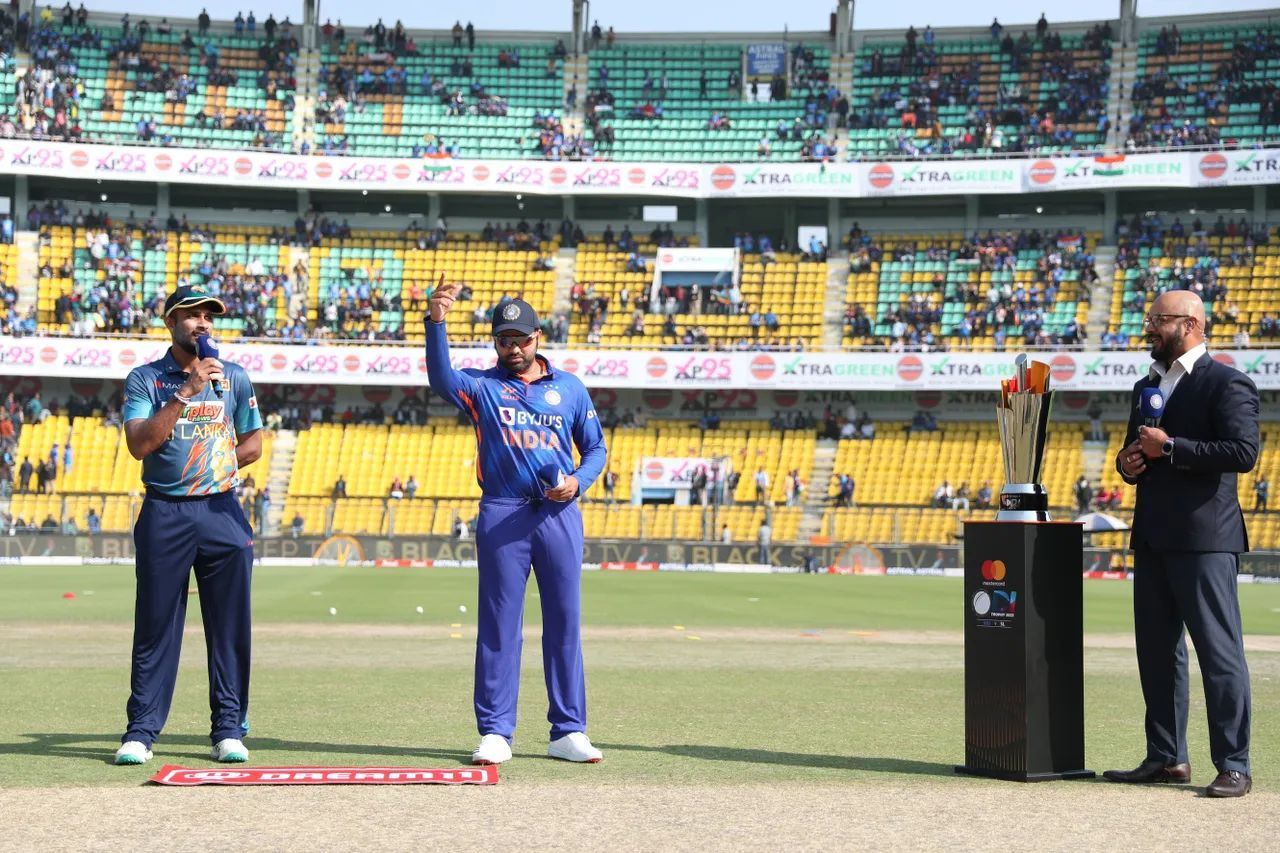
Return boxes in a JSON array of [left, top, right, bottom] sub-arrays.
[[1256, 474, 1269, 512], [87, 508, 101, 535], [720, 524, 732, 543], [975, 481, 993, 510], [290, 512, 303, 538], [754, 467, 769, 503], [757, 520, 772, 565], [1074, 475, 1093, 515], [332, 475, 347, 498], [405, 475, 418, 500]]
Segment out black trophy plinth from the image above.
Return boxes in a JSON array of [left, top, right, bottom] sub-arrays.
[[956, 521, 1094, 782]]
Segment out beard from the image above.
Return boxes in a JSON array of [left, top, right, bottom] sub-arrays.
[[1149, 328, 1181, 363], [503, 349, 536, 373]]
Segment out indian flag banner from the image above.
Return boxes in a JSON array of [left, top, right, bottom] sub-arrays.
[[1093, 155, 1126, 177]]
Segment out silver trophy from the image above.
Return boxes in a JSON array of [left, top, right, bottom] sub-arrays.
[[996, 354, 1054, 522]]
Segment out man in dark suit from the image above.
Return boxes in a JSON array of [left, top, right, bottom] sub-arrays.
[[1104, 291, 1258, 798]]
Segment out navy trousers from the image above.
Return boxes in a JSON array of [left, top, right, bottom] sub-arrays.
[[473, 496, 586, 742], [123, 490, 254, 748], [1133, 547, 1251, 774]]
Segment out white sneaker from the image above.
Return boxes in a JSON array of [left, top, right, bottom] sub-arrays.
[[114, 741, 152, 765], [210, 738, 249, 763], [547, 732, 603, 763], [471, 733, 513, 765]]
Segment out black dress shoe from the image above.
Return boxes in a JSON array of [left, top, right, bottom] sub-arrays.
[[1206, 770, 1251, 798], [1102, 759, 1192, 784]]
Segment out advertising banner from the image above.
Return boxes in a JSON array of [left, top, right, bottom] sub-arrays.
[[3, 338, 1277, 391], [745, 43, 787, 77], [2, 140, 1279, 199], [637, 457, 727, 489]]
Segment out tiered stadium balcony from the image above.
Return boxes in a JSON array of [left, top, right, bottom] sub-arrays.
[[825, 420, 1084, 510], [8, 413, 274, 532], [36, 223, 293, 337], [315, 235, 557, 344], [844, 231, 1094, 350], [572, 244, 824, 348], [1109, 232, 1279, 347], [316, 38, 562, 158], [28, 22, 294, 148], [849, 27, 1111, 158], [583, 43, 834, 161], [1130, 24, 1280, 150]]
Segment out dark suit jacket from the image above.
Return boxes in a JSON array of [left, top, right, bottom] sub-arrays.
[[1118, 352, 1259, 553]]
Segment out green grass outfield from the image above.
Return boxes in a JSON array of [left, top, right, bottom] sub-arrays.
[[1, 566, 1278, 788]]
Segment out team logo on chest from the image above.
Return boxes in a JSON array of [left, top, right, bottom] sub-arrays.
[[544, 389, 562, 406]]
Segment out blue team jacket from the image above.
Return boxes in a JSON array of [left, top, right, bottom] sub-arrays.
[[425, 320, 607, 500]]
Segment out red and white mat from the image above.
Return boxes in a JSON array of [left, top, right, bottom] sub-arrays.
[[148, 765, 498, 786]]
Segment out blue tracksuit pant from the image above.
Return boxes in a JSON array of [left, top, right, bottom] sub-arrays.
[[123, 490, 254, 748], [474, 496, 587, 742]]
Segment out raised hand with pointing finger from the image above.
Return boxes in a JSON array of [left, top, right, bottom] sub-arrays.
[[429, 274, 460, 323]]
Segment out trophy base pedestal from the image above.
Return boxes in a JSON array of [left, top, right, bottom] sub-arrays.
[[997, 484, 1050, 522]]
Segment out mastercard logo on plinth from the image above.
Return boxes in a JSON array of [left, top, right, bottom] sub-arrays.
[[980, 559, 1007, 581]]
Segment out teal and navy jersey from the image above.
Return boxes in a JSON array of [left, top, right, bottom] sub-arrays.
[[123, 349, 263, 497], [426, 320, 607, 499]]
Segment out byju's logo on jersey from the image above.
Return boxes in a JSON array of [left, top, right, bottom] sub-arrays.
[[499, 407, 516, 425]]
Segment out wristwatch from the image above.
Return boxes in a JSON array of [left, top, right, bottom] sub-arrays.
[[1161, 438, 1175, 457]]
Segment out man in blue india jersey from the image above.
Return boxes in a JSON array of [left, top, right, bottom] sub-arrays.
[[426, 277, 607, 765]]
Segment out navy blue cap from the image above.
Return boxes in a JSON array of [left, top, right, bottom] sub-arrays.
[[164, 284, 226, 317], [492, 299, 539, 335]]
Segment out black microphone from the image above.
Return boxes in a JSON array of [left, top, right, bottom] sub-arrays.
[[1139, 386, 1164, 428], [196, 334, 223, 398]]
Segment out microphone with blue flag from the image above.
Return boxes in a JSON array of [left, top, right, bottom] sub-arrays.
[[196, 334, 223, 398], [1139, 386, 1165, 427]]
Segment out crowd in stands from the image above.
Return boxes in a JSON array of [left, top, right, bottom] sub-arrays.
[[851, 19, 1111, 158], [1129, 28, 1280, 150], [845, 226, 1097, 350]]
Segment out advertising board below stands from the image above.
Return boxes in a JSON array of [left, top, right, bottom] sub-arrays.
[[3, 140, 1278, 198], [5, 338, 1278, 391], [3, 533, 1278, 579]]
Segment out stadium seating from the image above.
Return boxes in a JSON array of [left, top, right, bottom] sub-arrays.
[[573, 244, 824, 347], [8, 413, 274, 532], [1109, 234, 1280, 348], [313, 235, 557, 344], [316, 38, 562, 158], [826, 419, 1085, 510], [30, 22, 293, 149], [1130, 24, 1280, 150], [583, 43, 833, 161], [849, 28, 1110, 158], [844, 231, 1094, 349]]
